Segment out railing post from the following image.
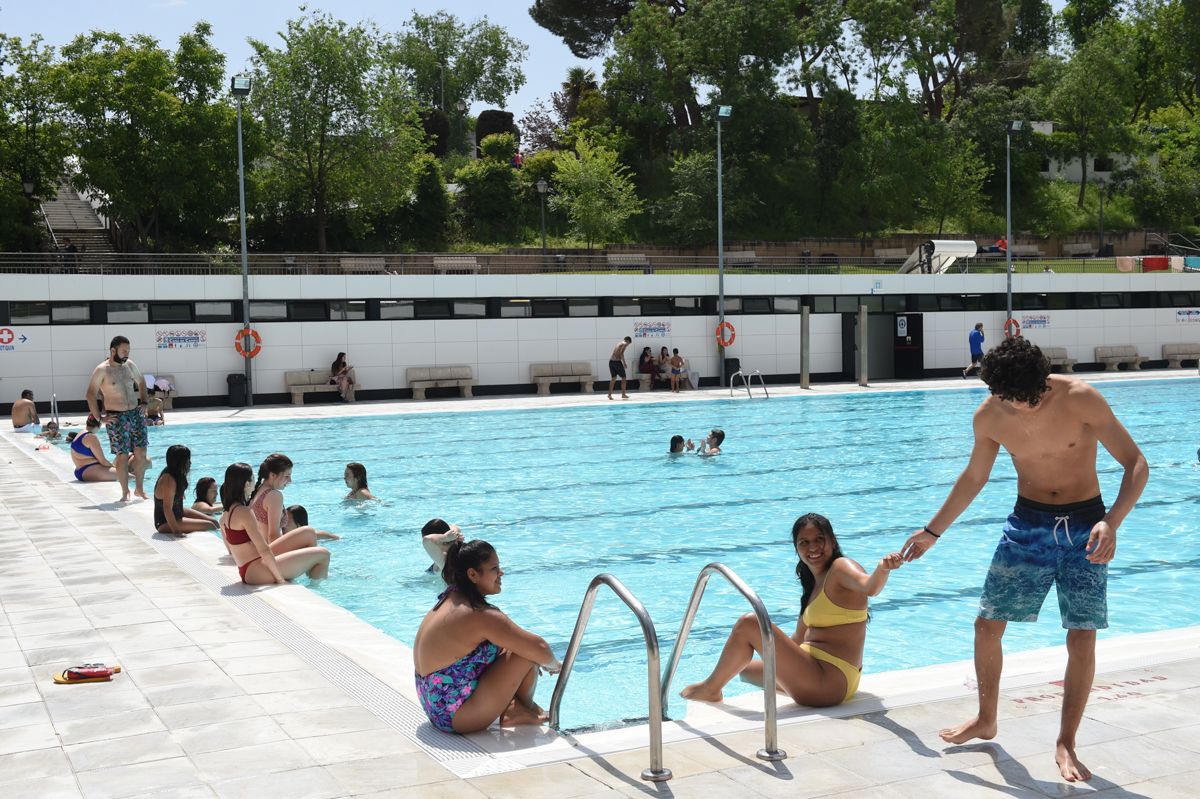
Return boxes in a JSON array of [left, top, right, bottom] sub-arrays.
[[800, 306, 811, 389]]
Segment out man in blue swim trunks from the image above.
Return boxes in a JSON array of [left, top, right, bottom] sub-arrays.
[[902, 336, 1147, 783]]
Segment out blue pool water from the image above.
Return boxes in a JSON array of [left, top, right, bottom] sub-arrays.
[[137, 379, 1198, 730]]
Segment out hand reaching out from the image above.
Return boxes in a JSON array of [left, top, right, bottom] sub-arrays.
[[901, 529, 939, 562]]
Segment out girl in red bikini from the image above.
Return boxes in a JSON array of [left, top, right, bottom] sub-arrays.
[[220, 462, 330, 585]]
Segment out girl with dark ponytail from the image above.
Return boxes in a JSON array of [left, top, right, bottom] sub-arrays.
[[682, 513, 903, 708], [413, 539, 562, 734], [153, 445, 219, 535], [248, 453, 339, 553]]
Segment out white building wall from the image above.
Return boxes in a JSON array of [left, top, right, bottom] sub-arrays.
[[1, 272, 1197, 403]]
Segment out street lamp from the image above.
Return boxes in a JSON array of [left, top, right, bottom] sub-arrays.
[[1096, 177, 1106, 258], [21, 177, 35, 198], [1005, 120, 1023, 325], [716, 105, 732, 386], [536, 179, 548, 256], [231, 74, 253, 406]]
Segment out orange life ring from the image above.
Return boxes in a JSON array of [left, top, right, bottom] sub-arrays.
[[716, 321, 736, 348], [234, 328, 262, 358], [1003, 318, 1021, 339]]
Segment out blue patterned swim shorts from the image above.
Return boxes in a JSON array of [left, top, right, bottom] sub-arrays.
[[979, 495, 1108, 630]]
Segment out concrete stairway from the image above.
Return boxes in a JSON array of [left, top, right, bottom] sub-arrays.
[[40, 183, 113, 253]]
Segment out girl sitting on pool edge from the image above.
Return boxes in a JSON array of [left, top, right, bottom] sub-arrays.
[[682, 513, 902, 707], [413, 539, 561, 733]]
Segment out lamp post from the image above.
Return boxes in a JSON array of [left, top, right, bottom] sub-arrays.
[[1005, 120, 1023, 324], [21, 173, 36, 252], [1097, 178, 1106, 258], [231, 74, 253, 406], [455, 99, 468, 156], [716, 105, 732, 386], [536, 179, 548, 256]]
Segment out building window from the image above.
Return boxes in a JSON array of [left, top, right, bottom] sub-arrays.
[[453, 300, 486, 318], [916, 295, 938, 312], [774, 297, 801, 313], [834, 296, 858, 313], [10, 301, 49, 325], [330, 300, 366, 320], [1017, 294, 1048, 310], [532, 298, 568, 317], [195, 301, 235, 322], [499, 299, 532, 318], [1162, 291, 1194, 307], [812, 296, 836, 313], [51, 303, 90, 324], [150, 303, 192, 323], [568, 298, 598, 317], [108, 302, 149, 324], [415, 300, 451, 319], [1040, 158, 1051, 172], [612, 298, 641, 316], [250, 301, 287, 321], [288, 301, 328, 321], [881, 295, 906, 312], [1098, 293, 1123, 309], [380, 300, 414, 319], [674, 297, 704, 315], [1093, 157, 1114, 172], [742, 297, 773, 314], [859, 295, 883, 312], [640, 297, 673, 315]]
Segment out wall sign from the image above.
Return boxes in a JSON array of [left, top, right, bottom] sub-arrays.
[[1020, 314, 1050, 329], [156, 329, 208, 349], [896, 316, 908, 337], [1175, 309, 1200, 324], [633, 321, 671, 338], [0, 327, 27, 352]]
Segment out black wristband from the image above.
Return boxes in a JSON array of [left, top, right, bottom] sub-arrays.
[[923, 526, 942, 538]]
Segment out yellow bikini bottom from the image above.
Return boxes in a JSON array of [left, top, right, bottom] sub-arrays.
[[800, 643, 861, 703]]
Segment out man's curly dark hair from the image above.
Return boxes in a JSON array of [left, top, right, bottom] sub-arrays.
[[979, 336, 1051, 406]]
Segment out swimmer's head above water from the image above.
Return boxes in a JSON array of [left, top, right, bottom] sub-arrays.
[[670, 435, 685, 453]]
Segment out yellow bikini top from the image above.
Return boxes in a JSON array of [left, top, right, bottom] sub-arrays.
[[802, 585, 868, 628]]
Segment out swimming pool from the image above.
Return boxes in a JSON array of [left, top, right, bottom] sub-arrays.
[[139, 379, 1198, 730]]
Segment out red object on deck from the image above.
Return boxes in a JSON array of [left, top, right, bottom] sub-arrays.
[[1142, 256, 1169, 271]]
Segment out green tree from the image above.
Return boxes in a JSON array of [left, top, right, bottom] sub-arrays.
[[454, 132, 520, 241], [529, 0, 638, 58], [408, 154, 449, 247], [919, 128, 991, 234], [1009, 0, 1055, 53], [0, 34, 71, 250], [1061, 0, 1120, 48], [551, 135, 642, 248], [653, 151, 716, 244], [394, 10, 527, 111], [249, 11, 424, 252], [57, 24, 241, 250]]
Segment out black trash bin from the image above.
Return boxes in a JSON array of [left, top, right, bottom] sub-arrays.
[[724, 358, 741, 382], [226, 373, 247, 407]]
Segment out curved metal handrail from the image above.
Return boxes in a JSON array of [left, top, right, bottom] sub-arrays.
[[729, 370, 751, 397], [729, 369, 768, 398], [747, 370, 769, 398], [549, 574, 671, 782], [661, 563, 787, 762]]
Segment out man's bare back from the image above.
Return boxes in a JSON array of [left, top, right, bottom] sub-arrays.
[[975, 375, 1106, 504], [11, 397, 37, 428]]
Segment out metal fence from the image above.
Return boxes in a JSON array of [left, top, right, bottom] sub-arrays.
[[0, 251, 1170, 276]]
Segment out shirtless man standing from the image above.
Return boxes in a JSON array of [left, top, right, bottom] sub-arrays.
[[901, 337, 1148, 783], [86, 335, 150, 502], [607, 336, 632, 400], [11, 389, 40, 431]]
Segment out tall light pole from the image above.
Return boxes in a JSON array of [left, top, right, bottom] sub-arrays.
[[232, 74, 253, 406], [716, 105, 731, 386], [1005, 120, 1023, 325], [536, 179, 548, 256], [1097, 177, 1106, 258]]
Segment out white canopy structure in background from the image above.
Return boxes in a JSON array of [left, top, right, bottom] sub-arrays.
[[897, 240, 980, 274]]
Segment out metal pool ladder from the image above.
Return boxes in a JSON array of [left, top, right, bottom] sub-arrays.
[[729, 369, 769, 398], [661, 562, 787, 762], [549, 573, 672, 782]]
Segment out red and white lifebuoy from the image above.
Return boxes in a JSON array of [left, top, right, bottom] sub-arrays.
[[1003, 318, 1021, 339], [234, 328, 262, 358], [716, 321, 736, 348]]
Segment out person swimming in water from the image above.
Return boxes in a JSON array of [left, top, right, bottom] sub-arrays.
[[412, 539, 560, 734], [344, 462, 375, 500], [669, 435, 695, 455], [681, 513, 902, 707], [422, 518, 464, 572]]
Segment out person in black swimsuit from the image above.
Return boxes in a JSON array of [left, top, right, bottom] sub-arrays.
[[153, 445, 219, 535]]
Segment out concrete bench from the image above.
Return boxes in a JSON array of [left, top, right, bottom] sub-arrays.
[[285, 369, 354, 404], [1094, 345, 1147, 371], [406, 366, 478, 400], [530, 362, 596, 395], [339, 256, 386, 274], [607, 253, 651, 273], [1010, 244, 1046, 258], [1041, 347, 1077, 373], [873, 248, 908, 261], [724, 250, 757, 269], [1062, 243, 1096, 258], [1162, 343, 1200, 369], [148, 374, 180, 410], [432, 255, 480, 274]]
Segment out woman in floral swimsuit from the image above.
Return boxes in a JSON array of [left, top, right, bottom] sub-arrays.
[[412, 540, 561, 734]]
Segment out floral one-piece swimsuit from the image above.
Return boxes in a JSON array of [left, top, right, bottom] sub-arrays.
[[415, 589, 499, 733]]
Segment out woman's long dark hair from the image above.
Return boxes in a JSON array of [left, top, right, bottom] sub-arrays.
[[441, 539, 497, 610], [158, 444, 191, 500], [792, 513, 844, 616], [346, 462, 368, 489], [194, 476, 217, 504], [254, 453, 293, 495], [332, 352, 346, 373], [220, 462, 254, 511]]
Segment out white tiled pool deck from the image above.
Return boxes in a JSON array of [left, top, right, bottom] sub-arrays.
[[2, 372, 1198, 798]]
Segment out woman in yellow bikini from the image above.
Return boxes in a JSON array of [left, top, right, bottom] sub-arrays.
[[682, 513, 902, 707]]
